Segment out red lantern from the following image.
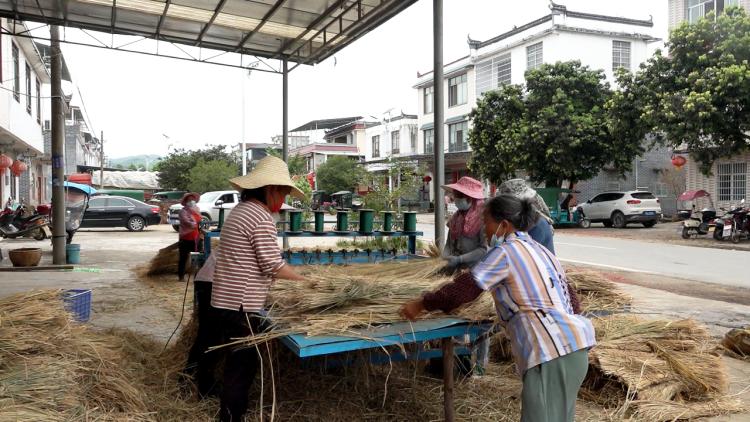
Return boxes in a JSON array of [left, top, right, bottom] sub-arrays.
[[10, 160, 27, 176], [671, 155, 687, 169], [0, 154, 12, 172]]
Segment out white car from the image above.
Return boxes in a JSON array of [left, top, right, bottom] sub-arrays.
[[168, 190, 239, 231], [578, 191, 662, 228]]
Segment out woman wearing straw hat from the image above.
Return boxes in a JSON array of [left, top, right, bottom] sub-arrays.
[[441, 176, 488, 270], [197, 156, 306, 422], [177, 192, 202, 282]]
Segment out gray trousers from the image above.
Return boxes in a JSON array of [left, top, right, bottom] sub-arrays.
[[521, 348, 589, 422]]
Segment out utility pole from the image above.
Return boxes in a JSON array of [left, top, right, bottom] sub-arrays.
[[433, 0, 446, 250], [51, 25, 66, 264], [99, 131, 104, 189]]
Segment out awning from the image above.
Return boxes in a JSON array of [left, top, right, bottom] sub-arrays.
[[420, 122, 434, 130], [445, 115, 468, 125], [0, 0, 418, 67]]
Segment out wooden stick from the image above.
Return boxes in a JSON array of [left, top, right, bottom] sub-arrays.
[[442, 337, 455, 422]]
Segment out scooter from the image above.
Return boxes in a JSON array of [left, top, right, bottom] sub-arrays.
[[0, 205, 51, 240], [729, 200, 749, 244], [681, 205, 717, 239], [713, 206, 737, 241]]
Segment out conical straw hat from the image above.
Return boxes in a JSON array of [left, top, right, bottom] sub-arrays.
[[229, 156, 305, 199]]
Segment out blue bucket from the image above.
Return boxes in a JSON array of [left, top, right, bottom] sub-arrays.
[[66, 244, 81, 265]]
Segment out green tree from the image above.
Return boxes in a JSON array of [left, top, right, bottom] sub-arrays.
[[315, 155, 363, 193], [265, 149, 307, 176], [468, 61, 643, 188], [154, 145, 238, 190], [186, 159, 236, 193], [624, 7, 750, 175], [127, 163, 138, 171], [289, 175, 313, 208], [359, 160, 424, 212]]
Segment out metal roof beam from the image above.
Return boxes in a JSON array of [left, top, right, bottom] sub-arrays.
[[273, 0, 346, 59], [286, 0, 359, 62], [155, 0, 171, 39], [234, 0, 285, 52], [196, 0, 227, 46], [110, 0, 116, 34]]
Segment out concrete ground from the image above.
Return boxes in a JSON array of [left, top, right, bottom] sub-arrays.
[[1, 223, 749, 420]]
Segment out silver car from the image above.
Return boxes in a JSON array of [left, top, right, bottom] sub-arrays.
[[578, 191, 662, 228]]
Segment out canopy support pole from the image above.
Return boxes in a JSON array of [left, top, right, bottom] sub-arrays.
[[51, 25, 66, 264], [282, 58, 289, 250], [433, 0, 445, 250]]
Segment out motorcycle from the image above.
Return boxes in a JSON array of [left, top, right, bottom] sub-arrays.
[[678, 190, 716, 239], [714, 205, 741, 240], [0, 204, 51, 240], [729, 200, 749, 244]]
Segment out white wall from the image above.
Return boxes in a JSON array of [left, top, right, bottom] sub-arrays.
[[364, 118, 419, 161]]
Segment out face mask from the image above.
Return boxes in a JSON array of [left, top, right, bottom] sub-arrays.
[[490, 223, 506, 247], [187, 200, 196, 207], [455, 198, 471, 211]]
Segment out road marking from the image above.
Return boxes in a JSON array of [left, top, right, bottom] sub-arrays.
[[556, 242, 617, 250], [558, 258, 659, 275]]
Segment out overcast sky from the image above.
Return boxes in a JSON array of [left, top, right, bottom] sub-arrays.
[[51, 0, 669, 159]]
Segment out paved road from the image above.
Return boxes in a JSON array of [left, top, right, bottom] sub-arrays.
[[553, 233, 748, 288]]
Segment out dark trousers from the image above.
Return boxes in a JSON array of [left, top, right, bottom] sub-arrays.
[[178, 239, 198, 280], [195, 307, 263, 422], [186, 281, 214, 375]]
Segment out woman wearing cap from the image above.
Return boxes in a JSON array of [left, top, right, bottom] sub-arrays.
[[497, 179, 556, 254], [441, 176, 488, 270], [401, 194, 596, 422], [177, 192, 202, 282], [197, 156, 306, 422]]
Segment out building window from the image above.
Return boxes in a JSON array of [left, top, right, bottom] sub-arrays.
[[12, 43, 20, 102], [424, 129, 434, 154], [448, 74, 467, 107], [612, 41, 631, 71], [689, 0, 737, 23], [25, 63, 32, 114], [717, 162, 747, 202], [476, 53, 512, 97], [424, 86, 434, 114], [409, 126, 417, 152], [526, 42, 543, 71], [35, 78, 41, 123], [391, 130, 400, 154], [372, 135, 380, 158], [497, 53, 512, 86], [448, 121, 468, 152]]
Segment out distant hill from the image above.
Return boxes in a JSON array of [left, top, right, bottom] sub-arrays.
[[110, 155, 161, 170]]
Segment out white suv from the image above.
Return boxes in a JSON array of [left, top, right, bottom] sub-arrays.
[[578, 191, 662, 228], [168, 190, 239, 231]]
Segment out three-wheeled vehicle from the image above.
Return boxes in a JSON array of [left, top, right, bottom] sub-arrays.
[[62, 182, 96, 244], [311, 190, 332, 210], [677, 190, 716, 239], [536, 187, 586, 227]]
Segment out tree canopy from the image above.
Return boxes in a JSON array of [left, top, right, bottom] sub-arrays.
[[315, 156, 363, 193], [359, 160, 425, 212], [468, 61, 643, 187], [186, 159, 236, 193], [154, 145, 238, 191], [264, 149, 307, 176], [626, 7, 750, 174]]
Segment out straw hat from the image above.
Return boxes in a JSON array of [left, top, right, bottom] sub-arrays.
[[229, 156, 305, 199], [441, 176, 485, 200], [180, 192, 200, 206]]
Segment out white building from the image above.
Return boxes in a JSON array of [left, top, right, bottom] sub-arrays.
[[412, 3, 658, 201], [669, 0, 750, 208], [363, 113, 418, 164], [0, 19, 51, 206], [287, 116, 370, 173]]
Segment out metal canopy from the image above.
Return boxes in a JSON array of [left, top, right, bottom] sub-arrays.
[[0, 0, 417, 69]]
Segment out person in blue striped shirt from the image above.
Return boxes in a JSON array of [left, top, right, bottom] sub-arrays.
[[401, 194, 596, 422]]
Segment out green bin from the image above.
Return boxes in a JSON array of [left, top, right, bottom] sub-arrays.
[[314, 211, 326, 232], [381, 211, 395, 232], [402, 211, 417, 232], [288, 210, 303, 232], [358, 209, 374, 234], [336, 210, 349, 232]]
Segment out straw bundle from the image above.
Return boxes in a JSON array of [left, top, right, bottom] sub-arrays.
[[0, 290, 216, 421], [565, 268, 632, 314], [722, 326, 750, 360]]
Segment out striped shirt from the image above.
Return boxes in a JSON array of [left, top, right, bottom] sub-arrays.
[[471, 232, 596, 375], [211, 200, 284, 312]]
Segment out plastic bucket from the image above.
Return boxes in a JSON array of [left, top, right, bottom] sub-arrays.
[[66, 244, 81, 265], [336, 210, 349, 232], [381, 211, 395, 232], [314, 211, 326, 232], [288, 210, 303, 232], [358, 209, 374, 234], [402, 211, 417, 232]]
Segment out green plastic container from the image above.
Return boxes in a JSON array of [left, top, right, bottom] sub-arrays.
[[289, 210, 303, 232], [381, 211, 395, 232], [402, 211, 417, 232], [314, 211, 326, 232], [358, 209, 374, 234], [66, 244, 81, 265], [336, 210, 349, 232]]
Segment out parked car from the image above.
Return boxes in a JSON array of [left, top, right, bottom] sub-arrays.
[[81, 195, 161, 231], [168, 190, 239, 231], [577, 191, 662, 228]]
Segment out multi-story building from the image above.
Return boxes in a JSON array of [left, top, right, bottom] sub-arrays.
[[670, 0, 750, 209], [0, 19, 51, 206], [287, 117, 369, 173], [411, 3, 672, 209]]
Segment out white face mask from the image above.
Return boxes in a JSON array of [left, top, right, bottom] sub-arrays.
[[455, 198, 472, 211], [187, 200, 196, 207], [490, 224, 505, 247]]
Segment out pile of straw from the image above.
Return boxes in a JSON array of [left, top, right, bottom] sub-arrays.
[[0, 290, 215, 421], [565, 267, 632, 314], [582, 316, 743, 421], [723, 326, 750, 360]]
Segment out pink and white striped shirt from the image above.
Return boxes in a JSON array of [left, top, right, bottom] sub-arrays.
[[211, 200, 284, 312]]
